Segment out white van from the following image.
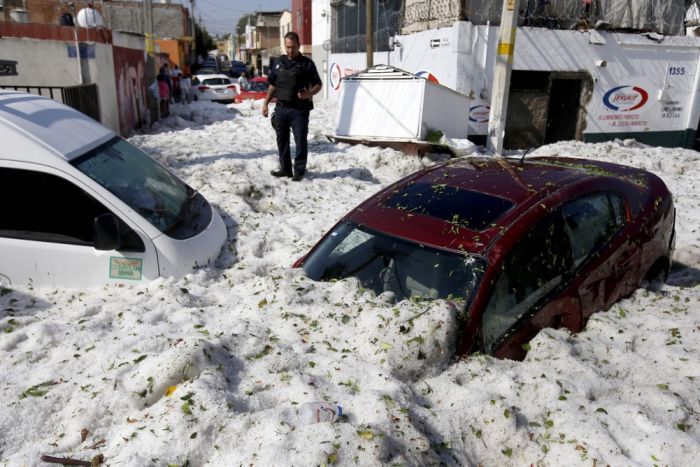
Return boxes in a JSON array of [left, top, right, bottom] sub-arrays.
[[0, 90, 227, 288]]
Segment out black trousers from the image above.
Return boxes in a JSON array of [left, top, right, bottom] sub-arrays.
[[272, 105, 310, 176]]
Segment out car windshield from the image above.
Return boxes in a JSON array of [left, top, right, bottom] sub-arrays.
[[72, 137, 212, 239], [303, 222, 486, 306]]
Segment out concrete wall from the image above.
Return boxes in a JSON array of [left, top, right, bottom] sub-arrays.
[[4, 0, 67, 25], [112, 31, 148, 136], [403, 0, 463, 34], [0, 37, 82, 86], [0, 32, 120, 134], [311, 0, 331, 96], [504, 90, 549, 149], [104, 3, 188, 39], [89, 42, 120, 133]]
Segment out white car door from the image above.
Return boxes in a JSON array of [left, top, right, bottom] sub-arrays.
[[0, 164, 159, 288]]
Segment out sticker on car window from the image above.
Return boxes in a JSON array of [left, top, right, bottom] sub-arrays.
[[109, 257, 143, 280]]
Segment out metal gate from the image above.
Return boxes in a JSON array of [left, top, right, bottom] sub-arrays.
[[61, 84, 100, 122], [0, 83, 101, 122]]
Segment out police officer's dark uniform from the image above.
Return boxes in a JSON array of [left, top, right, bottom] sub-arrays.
[[268, 53, 322, 180]]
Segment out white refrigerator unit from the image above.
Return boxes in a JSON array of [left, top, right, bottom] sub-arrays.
[[335, 65, 470, 141]]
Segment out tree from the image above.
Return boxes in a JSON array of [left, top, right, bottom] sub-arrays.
[[195, 22, 215, 58], [236, 14, 255, 37]]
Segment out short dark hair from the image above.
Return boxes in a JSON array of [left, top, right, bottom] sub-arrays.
[[284, 31, 300, 46]]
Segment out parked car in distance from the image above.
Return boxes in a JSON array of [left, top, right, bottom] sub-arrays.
[[0, 90, 227, 288], [234, 77, 271, 103], [200, 58, 218, 69], [295, 156, 675, 360], [229, 60, 248, 78], [192, 74, 238, 103]]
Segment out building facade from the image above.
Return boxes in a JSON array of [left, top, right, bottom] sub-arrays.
[[322, 0, 700, 149], [291, 0, 312, 55]]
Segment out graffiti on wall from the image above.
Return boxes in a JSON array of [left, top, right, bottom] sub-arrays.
[[113, 46, 147, 135]]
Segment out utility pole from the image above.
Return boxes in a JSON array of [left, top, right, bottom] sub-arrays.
[[366, 0, 373, 68], [486, 0, 520, 155], [144, 0, 158, 121]]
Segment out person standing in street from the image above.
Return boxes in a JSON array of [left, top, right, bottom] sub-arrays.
[[180, 73, 192, 104], [237, 72, 249, 94], [262, 31, 322, 181]]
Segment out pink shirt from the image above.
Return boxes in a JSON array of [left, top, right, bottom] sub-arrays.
[[158, 81, 169, 100]]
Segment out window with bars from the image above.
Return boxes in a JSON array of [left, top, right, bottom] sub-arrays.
[[331, 0, 403, 53]]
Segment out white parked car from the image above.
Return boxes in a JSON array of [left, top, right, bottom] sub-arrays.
[[192, 74, 238, 102], [0, 90, 227, 288]]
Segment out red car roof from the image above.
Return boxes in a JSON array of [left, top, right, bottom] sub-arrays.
[[346, 156, 650, 255]]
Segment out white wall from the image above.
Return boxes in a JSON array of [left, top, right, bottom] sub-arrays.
[[113, 31, 145, 50], [0, 37, 121, 133], [311, 0, 330, 47], [311, 0, 331, 98], [90, 43, 120, 134], [0, 37, 82, 86], [327, 23, 473, 97]]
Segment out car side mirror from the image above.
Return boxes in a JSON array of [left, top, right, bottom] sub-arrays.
[[94, 213, 121, 251]]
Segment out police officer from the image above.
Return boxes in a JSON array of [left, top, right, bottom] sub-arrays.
[[262, 31, 322, 181]]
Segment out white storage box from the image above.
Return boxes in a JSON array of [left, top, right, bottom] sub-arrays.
[[335, 65, 470, 141]]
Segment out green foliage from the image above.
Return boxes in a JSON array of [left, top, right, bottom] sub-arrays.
[[236, 14, 256, 36], [195, 23, 215, 58], [426, 129, 444, 143], [19, 381, 58, 399]]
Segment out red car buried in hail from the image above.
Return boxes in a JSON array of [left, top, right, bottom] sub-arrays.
[[296, 157, 675, 360], [234, 77, 271, 103]]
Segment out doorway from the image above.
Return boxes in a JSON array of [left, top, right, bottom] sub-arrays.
[[545, 78, 583, 144]]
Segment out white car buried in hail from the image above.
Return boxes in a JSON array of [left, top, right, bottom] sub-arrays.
[[193, 74, 238, 103], [0, 90, 227, 288]]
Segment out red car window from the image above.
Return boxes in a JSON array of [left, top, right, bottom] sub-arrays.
[[382, 182, 514, 231], [481, 211, 572, 351], [562, 193, 624, 268]]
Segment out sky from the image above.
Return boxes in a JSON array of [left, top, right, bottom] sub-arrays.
[[1, 95, 699, 464], [191, 0, 292, 36]]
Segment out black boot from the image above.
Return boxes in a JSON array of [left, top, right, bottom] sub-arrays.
[[271, 170, 292, 178]]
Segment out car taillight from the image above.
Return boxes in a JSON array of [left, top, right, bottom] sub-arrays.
[[227, 85, 237, 89], [198, 86, 210, 91]]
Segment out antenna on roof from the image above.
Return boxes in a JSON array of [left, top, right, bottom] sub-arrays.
[[520, 148, 532, 164]]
